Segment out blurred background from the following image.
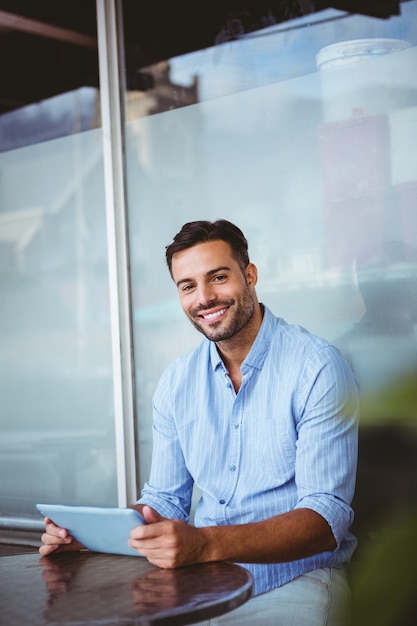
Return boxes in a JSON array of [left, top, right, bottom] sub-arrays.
[[0, 1, 416, 623]]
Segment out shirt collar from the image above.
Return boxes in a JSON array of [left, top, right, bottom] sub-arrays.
[[209, 304, 275, 372]]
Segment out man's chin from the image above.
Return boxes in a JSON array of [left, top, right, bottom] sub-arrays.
[[199, 326, 238, 343], [191, 319, 226, 341]]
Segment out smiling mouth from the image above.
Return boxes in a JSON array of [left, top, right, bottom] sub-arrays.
[[199, 307, 227, 321]]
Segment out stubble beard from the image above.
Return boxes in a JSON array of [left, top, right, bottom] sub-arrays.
[[188, 290, 255, 343]]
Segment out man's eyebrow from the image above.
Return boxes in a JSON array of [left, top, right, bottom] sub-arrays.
[[207, 265, 231, 276], [175, 266, 231, 288]]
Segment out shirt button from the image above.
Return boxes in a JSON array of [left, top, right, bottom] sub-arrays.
[[233, 423, 239, 429], [219, 499, 225, 504], [229, 465, 236, 472]]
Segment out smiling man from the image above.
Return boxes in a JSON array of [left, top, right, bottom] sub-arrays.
[[132, 220, 359, 625], [40, 220, 359, 625], [171, 237, 261, 391]]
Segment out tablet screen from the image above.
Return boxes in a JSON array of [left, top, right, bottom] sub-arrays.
[[37, 503, 146, 557]]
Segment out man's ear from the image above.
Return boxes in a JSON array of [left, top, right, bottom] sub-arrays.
[[245, 263, 258, 287]]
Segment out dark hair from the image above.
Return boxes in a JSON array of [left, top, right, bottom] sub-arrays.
[[166, 220, 249, 276]]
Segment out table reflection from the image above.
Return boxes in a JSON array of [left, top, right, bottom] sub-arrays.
[[0, 552, 253, 625]]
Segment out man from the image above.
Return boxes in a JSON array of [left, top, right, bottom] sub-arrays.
[[40, 220, 359, 625]]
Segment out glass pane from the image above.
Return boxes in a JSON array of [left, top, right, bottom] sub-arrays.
[[122, 1, 417, 488], [0, 4, 118, 516]]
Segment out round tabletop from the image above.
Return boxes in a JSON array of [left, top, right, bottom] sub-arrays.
[[0, 551, 253, 625]]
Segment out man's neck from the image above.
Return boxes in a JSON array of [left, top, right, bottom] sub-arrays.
[[216, 303, 264, 389]]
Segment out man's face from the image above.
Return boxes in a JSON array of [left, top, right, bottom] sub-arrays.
[[171, 240, 257, 342]]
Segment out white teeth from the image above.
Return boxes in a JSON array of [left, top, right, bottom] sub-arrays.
[[203, 308, 226, 320]]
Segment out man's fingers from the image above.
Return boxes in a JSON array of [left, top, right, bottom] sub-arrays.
[[39, 544, 59, 556], [141, 505, 163, 524], [44, 517, 70, 538], [41, 529, 72, 545], [39, 517, 75, 555]]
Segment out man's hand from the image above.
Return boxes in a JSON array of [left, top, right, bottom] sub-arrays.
[[129, 505, 209, 568], [39, 517, 85, 556], [130, 506, 336, 568]]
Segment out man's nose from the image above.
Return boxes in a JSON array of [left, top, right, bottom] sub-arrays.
[[196, 282, 216, 306]]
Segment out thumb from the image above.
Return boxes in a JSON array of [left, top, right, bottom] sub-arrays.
[[142, 505, 163, 524]]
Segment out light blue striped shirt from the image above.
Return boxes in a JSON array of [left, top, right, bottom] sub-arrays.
[[138, 305, 359, 595]]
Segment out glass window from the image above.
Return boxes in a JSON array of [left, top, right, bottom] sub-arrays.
[[0, 3, 118, 516], [121, 1, 417, 490]]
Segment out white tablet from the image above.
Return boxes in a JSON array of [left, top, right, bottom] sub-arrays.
[[36, 503, 146, 557]]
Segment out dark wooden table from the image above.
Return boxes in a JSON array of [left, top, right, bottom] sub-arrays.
[[0, 551, 253, 625]]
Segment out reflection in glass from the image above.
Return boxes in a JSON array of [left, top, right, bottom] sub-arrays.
[[121, 3, 417, 489], [0, 8, 117, 513]]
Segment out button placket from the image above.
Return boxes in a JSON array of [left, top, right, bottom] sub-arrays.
[[216, 366, 244, 509]]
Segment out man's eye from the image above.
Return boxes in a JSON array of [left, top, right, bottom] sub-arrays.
[[213, 275, 227, 282], [182, 284, 194, 292]]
